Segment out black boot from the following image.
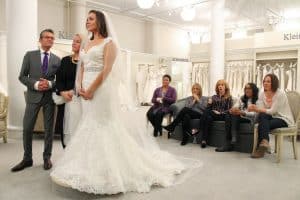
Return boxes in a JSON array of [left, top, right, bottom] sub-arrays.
[[181, 135, 188, 146], [163, 124, 175, 133], [153, 130, 158, 137], [215, 143, 234, 152]]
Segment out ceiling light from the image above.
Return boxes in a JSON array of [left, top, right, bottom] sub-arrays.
[[181, 6, 196, 21], [137, 0, 155, 9]]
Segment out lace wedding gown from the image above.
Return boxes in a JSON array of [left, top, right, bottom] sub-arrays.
[[50, 38, 199, 195]]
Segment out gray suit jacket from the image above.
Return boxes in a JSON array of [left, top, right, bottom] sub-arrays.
[[19, 50, 61, 103]]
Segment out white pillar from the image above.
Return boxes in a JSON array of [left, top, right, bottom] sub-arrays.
[[7, 0, 38, 129], [145, 20, 159, 54], [209, 0, 225, 95], [70, 0, 87, 36], [0, 32, 7, 94]]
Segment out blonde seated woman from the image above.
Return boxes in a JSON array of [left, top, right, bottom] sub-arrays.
[[163, 83, 208, 145]]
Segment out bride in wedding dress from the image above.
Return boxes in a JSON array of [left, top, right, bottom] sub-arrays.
[[50, 10, 201, 195]]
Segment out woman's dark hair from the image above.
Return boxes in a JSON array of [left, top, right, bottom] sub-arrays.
[[162, 74, 172, 82], [263, 74, 279, 92], [88, 10, 108, 40], [241, 83, 259, 109]]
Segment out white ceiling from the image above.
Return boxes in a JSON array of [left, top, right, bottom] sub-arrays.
[[86, 0, 300, 32]]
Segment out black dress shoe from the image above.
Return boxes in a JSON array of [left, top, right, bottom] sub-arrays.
[[44, 159, 52, 170], [163, 125, 174, 133], [200, 141, 207, 148], [181, 140, 188, 146], [215, 144, 233, 152], [153, 131, 158, 137], [167, 132, 171, 139], [11, 160, 33, 172]]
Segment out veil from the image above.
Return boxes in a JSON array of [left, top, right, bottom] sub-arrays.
[[63, 11, 202, 175], [64, 11, 160, 151]]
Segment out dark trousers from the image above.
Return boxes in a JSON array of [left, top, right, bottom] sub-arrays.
[[23, 96, 54, 161], [147, 107, 168, 135], [257, 113, 288, 142], [54, 104, 65, 148], [169, 107, 202, 142], [229, 115, 251, 142], [201, 109, 231, 142]]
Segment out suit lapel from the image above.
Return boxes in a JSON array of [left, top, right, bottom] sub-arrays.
[[34, 50, 42, 76]]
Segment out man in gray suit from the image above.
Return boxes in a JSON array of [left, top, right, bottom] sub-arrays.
[[11, 29, 61, 172]]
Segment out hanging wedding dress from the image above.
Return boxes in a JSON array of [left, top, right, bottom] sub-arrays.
[[50, 11, 201, 195], [256, 64, 262, 89], [279, 63, 285, 90], [286, 63, 293, 91]]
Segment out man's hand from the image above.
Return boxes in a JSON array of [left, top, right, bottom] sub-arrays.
[[38, 78, 49, 91]]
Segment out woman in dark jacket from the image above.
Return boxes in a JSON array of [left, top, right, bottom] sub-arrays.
[[54, 34, 82, 148]]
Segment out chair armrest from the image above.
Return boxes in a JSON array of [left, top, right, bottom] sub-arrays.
[[0, 108, 8, 119]]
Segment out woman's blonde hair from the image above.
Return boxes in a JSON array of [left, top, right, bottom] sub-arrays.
[[192, 83, 202, 98], [215, 79, 230, 98]]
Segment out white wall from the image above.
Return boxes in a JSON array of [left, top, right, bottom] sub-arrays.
[[155, 23, 190, 58], [0, 0, 7, 94], [38, 0, 67, 36], [0, 33, 7, 94], [0, 0, 5, 31]]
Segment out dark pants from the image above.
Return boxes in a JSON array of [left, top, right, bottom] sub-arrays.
[[169, 107, 202, 142], [54, 104, 66, 148], [257, 113, 287, 142], [201, 109, 231, 142], [229, 115, 251, 140], [23, 96, 54, 161], [147, 107, 168, 135]]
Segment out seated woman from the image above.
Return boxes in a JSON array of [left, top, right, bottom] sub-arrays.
[[216, 83, 259, 152], [146, 74, 177, 137], [201, 79, 233, 148], [249, 74, 294, 158], [163, 83, 207, 146]]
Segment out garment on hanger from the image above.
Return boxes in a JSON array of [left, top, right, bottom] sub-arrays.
[[136, 64, 148, 103], [292, 64, 297, 91], [279, 63, 285, 90], [256, 64, 262, 89], [225, 60, 254, 97]]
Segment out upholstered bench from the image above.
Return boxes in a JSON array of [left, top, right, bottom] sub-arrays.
[[169, 99, 254, 153]]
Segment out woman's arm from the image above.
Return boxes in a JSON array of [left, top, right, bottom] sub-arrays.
[[163, 88, 177, 104], [151, 89, 159, 104]]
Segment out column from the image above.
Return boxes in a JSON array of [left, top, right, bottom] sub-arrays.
[[69, 0, 87, 36], [209, 0, 225, 95], [6, 0, 38, 129]]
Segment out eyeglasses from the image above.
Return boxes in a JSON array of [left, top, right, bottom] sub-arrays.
[[42, 36, 55, 40]]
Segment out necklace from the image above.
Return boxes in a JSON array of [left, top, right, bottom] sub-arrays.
[[71, 55, 79, 64]]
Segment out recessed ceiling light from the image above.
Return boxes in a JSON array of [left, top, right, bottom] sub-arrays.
[[137, 0, 155, 9]]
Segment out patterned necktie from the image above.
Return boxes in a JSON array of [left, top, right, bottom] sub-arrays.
[[42, 52, 49, 75]]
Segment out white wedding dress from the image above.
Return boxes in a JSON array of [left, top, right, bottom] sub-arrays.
[[50, 37, 200, 195]]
